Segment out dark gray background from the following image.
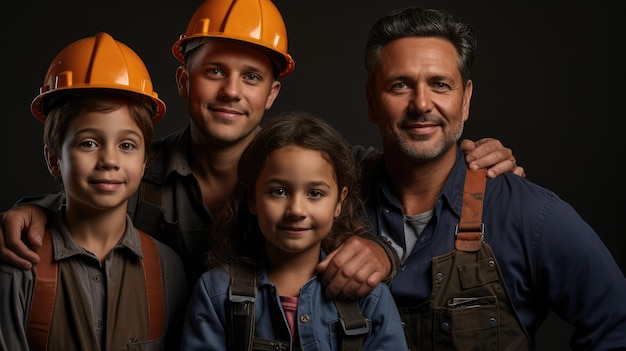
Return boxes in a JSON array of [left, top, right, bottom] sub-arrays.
[[2, 1, 623, 348]]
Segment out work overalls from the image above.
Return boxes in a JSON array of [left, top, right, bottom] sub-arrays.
[[398, 169, 532, 351]]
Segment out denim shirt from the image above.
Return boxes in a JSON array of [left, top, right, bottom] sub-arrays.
[[181, 251, 408, 351], [363, 148, 626, 350]]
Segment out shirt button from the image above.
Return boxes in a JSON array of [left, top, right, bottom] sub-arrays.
[[300, 315, 310, 323], [384, 208, 390, 214], [435, 272, 443, 282], [488, 317, 497, 327], [93, 275, 101, 282], [440, 322, 450, 331], [488, 260, 495, 268]]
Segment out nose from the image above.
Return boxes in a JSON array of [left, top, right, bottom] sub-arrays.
[[285, 194, 306, 218], [409, 83, 432, 114], [98, 146, 119, 170], [218, 75, 242, 101]]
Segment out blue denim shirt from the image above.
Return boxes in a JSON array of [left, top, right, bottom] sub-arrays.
[[181, 252, 408, 350], [362, 148, 626, 350]]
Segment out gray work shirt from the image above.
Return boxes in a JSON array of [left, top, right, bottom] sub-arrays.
[[0, 210, 188, 350]]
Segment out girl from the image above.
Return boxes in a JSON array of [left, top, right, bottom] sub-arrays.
[[181, 112, 407, 350]]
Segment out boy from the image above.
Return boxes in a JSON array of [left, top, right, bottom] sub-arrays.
[[0, 32, 188, 350]]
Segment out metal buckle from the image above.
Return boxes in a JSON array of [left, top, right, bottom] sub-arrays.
[[339, 318, 370, 336]]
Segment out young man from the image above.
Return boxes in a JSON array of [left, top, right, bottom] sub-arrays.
[[359, 6, 626, 349], [0, 0, 522, 297]]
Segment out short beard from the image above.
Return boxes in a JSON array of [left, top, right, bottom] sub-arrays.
[[394, 122, 464, 161]]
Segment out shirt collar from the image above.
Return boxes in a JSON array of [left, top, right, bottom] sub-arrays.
[[373, 147, 469, 219], [50, 209, 143, 261]]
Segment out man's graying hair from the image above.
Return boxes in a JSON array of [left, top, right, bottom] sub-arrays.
[[364, 7, 477, 85]]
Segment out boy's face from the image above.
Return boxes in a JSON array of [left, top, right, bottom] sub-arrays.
[[45, 105, 146, 214]]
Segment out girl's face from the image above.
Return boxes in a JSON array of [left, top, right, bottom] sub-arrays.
[[45, 106, 146, 216], [250, 145, 347, 257]]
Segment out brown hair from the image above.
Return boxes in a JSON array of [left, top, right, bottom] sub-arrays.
[[43, 92, 155, 159], [206, 111, 373, 269]]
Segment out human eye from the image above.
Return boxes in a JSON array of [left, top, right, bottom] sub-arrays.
[[270, 188, 287, 197], [205, 67, 224, 78], [78, 140, 98, 149], [390, 81, 410, 93], [119, 142, 137, 152], [433, 81, 449, 90], [243, 72, 263, 84], [308, 189, 325, 199], [246, 73, 261, 80]]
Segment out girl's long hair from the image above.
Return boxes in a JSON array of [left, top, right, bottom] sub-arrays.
[[205, 111, 373, 269]]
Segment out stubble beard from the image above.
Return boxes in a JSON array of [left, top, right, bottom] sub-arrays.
[[394, 122, 464, 162]]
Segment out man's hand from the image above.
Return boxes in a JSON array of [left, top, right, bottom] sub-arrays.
[[316, 236, 391, 299], [0, 205, 47, 269], [461, 138, 526, 178]]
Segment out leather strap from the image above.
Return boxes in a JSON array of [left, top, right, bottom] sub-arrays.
[[27, 229, 57, 351], [230, 262, 258, 351], [138, 230, 165, 340], [27, 229, 164, 349], [334, 299, 369, 351], [455, 169, 487, 252]]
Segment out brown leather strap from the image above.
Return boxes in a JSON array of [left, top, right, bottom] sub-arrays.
[[229, 262, 259, 351], [456, 169, 487, 252], [27, 229, 57, 351], [27, 229, 165, 349], [138, 230, 165, 340], [334, 298, 369, 351]]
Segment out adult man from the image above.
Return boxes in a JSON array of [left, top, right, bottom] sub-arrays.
[[359, 6, 626, 349], [0, 0, 521, 297]]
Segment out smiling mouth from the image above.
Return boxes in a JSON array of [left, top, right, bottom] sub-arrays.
[[90, 180, 122, 184], [280, 226, 307, 231]]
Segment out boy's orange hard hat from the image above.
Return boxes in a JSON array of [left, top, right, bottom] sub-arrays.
[[31, 32, 166, 123]]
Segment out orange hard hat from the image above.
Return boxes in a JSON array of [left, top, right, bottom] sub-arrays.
[[172, 0, 295, 78], [31, 32, 166, 123]]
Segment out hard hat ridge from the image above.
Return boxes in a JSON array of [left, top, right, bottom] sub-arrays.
[[171, 0, 295, 78], [31, 32, 166, 123]]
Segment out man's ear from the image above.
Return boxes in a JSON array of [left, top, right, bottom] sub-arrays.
[[176, 65, 190, 98], [265, 80, 282, 110], [462, 79, 473, 122], [44, 144, 61, 177]]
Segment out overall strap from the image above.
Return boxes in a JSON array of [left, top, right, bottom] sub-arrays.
[[334, 299, 369, 351], [455, 168, 487, 252], [229, 262, 258, 351], [26, 229, 164, 349], [27, 229, 57, 351], [229, 262, 289, 351], [138, 230, 165, 340]]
